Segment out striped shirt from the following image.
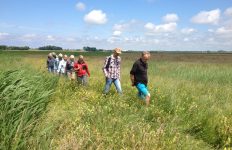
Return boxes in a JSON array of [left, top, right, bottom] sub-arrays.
[[102, 55, 121, 79]]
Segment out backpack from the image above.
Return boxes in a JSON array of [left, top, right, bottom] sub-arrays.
[[48, 59, 55, 67], [105, 57, 111, 71]]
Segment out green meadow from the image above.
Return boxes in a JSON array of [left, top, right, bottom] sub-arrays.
[[0, 51, 231, 149]]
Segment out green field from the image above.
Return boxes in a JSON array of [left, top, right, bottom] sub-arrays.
[[0, 51, 232, 149]]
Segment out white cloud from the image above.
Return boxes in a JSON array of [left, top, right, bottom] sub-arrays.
[[113, 31, 122, 36], [183, 38, 189, 42], [181, 28, 196, 34], [113, 20, 138, 31], [66, 37, 76, 42], [163, 13, 179, 22], [0, 32, 9, 39], [22, 34, 36, 38], [208, 38, 214, 42], [46, 35, 55, 41], [107, 37, 118, 44], [144, 22, 155, 30], [113, 24, 128, 31], [84, 10, 107, 24], [75, 2, 86, 11], [208, 29, 214, 32], [191, 9, 220, 25], [21, 34, 37, 41], [144, 22, 177, 33], [224, 7, 232, 16], [0, 32, 9, 36], [215, 27, 232, 34]]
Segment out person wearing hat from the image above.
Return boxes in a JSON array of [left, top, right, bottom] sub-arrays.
[[52, 52, 59, 74], [102, 48, 122, 94], [47, 53, 55, 73], [130, 51, 151, 106], [57, 53, 67, 76], [74, 55, 90, 86], [66, 55, 75, 80]]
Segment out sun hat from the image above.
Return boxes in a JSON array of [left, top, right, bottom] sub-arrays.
[[48, 53, 52, 57], [70, 55, 75, 59], [52, 52, 56, 56], [58, 53, 63, 57], [114, 48, 122, 54]]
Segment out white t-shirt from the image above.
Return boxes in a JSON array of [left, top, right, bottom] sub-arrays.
[[57, 59, 67, 73]]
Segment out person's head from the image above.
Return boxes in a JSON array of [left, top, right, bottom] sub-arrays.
[[48, 53, 53, 59], [69, 55, 75, 61], [63, 54, 68, 61], [52, 52, 57, 58], [141, 51, 151, 62], [113, 48, 122, 57], [78, 55, 84, 63], [58, 53, 63, 60]]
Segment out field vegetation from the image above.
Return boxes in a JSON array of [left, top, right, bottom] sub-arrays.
[[0, 51, 231, 149]]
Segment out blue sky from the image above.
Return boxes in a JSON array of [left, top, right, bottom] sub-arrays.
[[0, 0, 232, 50]]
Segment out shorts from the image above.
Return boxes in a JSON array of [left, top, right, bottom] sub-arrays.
[[136, 83, 150, 99]]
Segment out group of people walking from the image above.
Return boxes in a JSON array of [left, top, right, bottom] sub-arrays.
[[46, 48, 151, 105], [46, 52, 90, 85]]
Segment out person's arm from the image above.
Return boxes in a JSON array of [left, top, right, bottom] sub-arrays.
[[102, 57, 109, 77], [46, 59, 49, 68], [57, 61, 61, 72], [65, 61, 69, 71], [85, 63, 90, 77], [130, 62, 137, 86], [73, 63, 80, 72], [130, 74, 135, 86]]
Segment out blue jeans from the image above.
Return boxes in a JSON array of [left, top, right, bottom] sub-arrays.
[[77, 75, 88, 86], [48, 67, 54, 73], [103, 78, 122, 94]]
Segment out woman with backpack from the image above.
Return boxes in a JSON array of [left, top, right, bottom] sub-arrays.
[[74, 55, 90, 86], [47, 53, 55, 73], [52, 52, 59, 74]]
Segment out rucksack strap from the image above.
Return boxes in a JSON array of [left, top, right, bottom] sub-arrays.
[[105, 57, 111, 71]]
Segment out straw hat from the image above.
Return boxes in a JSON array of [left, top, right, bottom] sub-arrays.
[[58, 53, 63, 57], [70, 55, 75, 59], [114, 48, 122, 54]]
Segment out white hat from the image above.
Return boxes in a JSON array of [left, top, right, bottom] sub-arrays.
[[70, 55, 75, 59], [58, 53, 63, 57], [52, 52, 56, 56]]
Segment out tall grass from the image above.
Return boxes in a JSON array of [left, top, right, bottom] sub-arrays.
[[0, 51, 232, 149], [0, 69, 58, 149]]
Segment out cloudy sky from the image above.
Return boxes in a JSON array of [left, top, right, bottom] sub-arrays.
[[0, 0, 232, 51]]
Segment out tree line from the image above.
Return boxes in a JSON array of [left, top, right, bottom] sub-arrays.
[[0, 45, 63, 50], [0, 45, 105, 51], [0, 45, 30, 50]]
